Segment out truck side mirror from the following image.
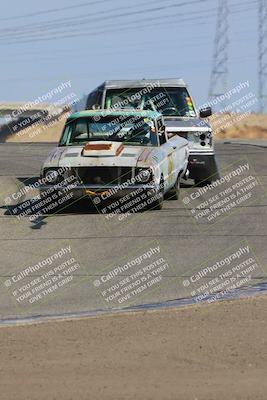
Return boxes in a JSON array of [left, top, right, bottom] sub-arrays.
[[199, 107, 212, 118]]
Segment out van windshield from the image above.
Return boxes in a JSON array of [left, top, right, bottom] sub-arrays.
[[105, 87, 196, 117]]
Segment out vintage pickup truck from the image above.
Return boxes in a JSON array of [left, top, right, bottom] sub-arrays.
[[82, 78, 220, 184], [40, 110, 189, 210]]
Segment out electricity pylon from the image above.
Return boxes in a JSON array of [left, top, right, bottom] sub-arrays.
[[209, 0, 229, 109]]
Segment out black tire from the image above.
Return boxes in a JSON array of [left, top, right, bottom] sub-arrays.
[[194, 179, 212, 187], [150, 176, 164, 210], [166, 176, 181, 200]]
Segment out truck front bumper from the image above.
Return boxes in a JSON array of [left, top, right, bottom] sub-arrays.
[[39, 183, 159, 202]]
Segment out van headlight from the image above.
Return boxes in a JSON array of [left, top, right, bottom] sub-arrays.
[[44, 169, 59, 184]]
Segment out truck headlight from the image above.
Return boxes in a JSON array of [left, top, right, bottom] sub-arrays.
[[137, 169, 152, 183], [44, 169, 59, 184]]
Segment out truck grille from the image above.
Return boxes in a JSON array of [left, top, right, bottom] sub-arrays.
[[73, 167, 134, 186]]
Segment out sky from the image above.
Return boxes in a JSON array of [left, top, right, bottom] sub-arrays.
[[0, 0, 258, 110]]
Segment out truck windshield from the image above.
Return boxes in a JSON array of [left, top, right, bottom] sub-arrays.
[[105, 87, 196, 117], [60, 116, 158, 146]]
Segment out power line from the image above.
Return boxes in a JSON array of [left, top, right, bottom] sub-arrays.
[[0, 0, 115, 22], [1, 0, 256, 39], [0, 0, 209, 37], [0, 0, 255, 37], [0, 2, 255, 45], [0, 0, 173, 33], [0, 1, 214, 40]]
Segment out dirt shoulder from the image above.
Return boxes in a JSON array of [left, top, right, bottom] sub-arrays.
[[1, 295, 267, 400]]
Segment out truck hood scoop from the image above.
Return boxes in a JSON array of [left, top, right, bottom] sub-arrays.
[[82, 141, 124, 157]]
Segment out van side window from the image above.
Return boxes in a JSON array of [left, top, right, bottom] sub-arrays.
[[86, 90, 102, 109]]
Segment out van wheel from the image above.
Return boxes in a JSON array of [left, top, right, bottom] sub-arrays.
[[195, 179, 212, 186]]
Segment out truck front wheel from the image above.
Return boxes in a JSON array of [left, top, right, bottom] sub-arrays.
[[150, 176, 164, 210]]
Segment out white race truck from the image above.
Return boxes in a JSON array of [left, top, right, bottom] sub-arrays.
[[40, 110, 189, 210]]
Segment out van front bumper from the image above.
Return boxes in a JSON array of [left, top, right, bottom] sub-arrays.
[[188, 151, 220, 182]]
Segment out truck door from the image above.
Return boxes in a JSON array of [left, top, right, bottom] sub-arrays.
[[157, 119, 177, 190]]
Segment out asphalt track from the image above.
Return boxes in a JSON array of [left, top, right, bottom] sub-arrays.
[[0, 140, 266, 321]]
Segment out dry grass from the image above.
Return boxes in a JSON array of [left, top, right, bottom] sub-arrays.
[[212, 112, 267, 140]]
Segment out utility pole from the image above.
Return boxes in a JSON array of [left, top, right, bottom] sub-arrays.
[[209, 0, 229, 109], [259, 0, 267, 113]]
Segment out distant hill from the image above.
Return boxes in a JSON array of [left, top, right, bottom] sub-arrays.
[[2, 112, 68, 143], [212, 113, 267, 140], [0, 102, 70, 143], [3, 112, 267, 143]]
